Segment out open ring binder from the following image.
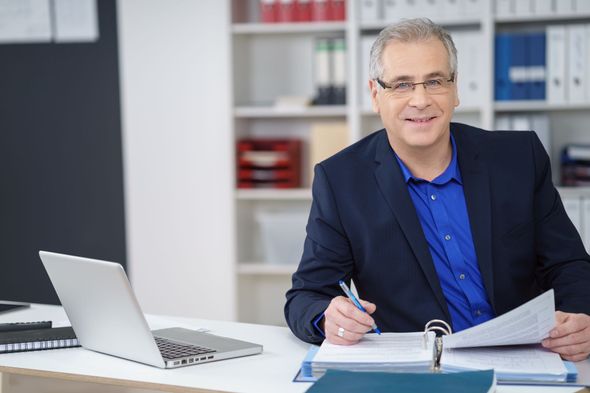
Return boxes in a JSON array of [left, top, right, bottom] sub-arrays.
[[423, 319, 452, 371]]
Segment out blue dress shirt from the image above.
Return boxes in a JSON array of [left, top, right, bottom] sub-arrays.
[[394, 134, 494, 331]]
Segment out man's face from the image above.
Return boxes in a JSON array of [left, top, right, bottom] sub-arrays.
[[369, 38, 459, 154]]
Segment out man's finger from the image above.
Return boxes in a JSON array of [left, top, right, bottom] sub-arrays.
[[551, 313, 589, 338], [334, 298, 376, 328]]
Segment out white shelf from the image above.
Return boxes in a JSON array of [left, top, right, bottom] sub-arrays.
[[234, 105, 347, 118], [557, 187, 590, 198], [494, 101, 590, 112], [236, 188, 312, 200], [232, 21, 346, 35], [495, 13, 590, 24], [237, 263, 298, 275], [360, 18, 482, 31]]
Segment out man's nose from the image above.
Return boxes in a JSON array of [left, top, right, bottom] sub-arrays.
[[407, 84, 432, 108]]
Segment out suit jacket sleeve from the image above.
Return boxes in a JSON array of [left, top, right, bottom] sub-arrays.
[[284, 163, 355, 344], [530, 132, 590, 314]]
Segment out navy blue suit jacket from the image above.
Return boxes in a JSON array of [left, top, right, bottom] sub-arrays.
[[285, 123, 590, 344]]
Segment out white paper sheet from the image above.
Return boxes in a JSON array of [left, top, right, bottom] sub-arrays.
[[53, 0, 98, 43], [0, 0, 51, 43], [442, 345, 567, 381], [313, 332, 435, 364], [443, 289, 555, 349]]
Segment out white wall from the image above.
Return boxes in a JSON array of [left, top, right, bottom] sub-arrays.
[[117, 0, 235, 320]]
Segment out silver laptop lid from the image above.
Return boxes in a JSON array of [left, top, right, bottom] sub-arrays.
[[39, 251, 165, 368]]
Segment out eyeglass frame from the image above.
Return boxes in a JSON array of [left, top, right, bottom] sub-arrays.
[[375, 75, 456, 96]]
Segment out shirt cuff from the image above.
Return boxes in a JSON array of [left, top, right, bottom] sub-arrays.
[[312, 312, 326, 338]]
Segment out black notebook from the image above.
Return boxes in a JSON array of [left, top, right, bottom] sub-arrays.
[[0, 327, 80, 353]]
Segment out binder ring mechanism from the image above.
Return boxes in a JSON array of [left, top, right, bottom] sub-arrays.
[[423, 319, 452, 372]]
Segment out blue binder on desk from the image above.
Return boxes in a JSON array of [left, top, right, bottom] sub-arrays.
[[306, 369, 496, 393]]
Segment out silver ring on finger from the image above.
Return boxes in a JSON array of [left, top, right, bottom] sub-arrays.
[[337, 327, 345, 338]]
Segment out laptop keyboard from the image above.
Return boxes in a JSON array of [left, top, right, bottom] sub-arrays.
[[154, 336, 216, 360]]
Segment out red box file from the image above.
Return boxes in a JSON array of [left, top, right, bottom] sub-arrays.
[[237, 139, 302, 189], [311, 0, 330, 21], [330, 0, 346, 20], [277, 0, 297, 22], [296, 0, 312, 21], [260, 0, 277, 23]]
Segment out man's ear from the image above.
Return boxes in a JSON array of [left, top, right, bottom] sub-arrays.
[[368, 79, 380, 113]]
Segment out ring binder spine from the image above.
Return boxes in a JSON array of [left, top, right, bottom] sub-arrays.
[[423, 319, 452, 372]]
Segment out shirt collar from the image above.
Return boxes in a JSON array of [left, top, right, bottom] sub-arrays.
[[394, 133, 462, 185]]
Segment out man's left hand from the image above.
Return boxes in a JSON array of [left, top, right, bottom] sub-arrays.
[[542, 311, 590, 361]]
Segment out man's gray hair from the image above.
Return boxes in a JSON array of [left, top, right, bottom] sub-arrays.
[[368, 18, 458, 80]]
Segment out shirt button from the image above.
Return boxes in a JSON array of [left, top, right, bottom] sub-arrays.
[[430, 194, 437, 201], [459, 273, 466, 280], [475, 309, 482, 316], [444, 234, 451, 241]]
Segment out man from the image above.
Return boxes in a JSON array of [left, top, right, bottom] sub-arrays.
[[284, 18, 590, 361]]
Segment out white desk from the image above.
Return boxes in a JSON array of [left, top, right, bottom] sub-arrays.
[[0, 304, 588, 393]]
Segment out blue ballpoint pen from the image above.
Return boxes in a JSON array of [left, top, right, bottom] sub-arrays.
[[338, 280, 382, 334]]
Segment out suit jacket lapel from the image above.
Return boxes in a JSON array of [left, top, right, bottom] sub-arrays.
[[373, 131, 450, 320], [453, 127, 496, 312]]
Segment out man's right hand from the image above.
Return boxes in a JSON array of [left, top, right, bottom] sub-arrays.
[[321, 295, 377, 345]]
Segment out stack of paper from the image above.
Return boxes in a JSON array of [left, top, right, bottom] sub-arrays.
[[311, 332, 435, 378]]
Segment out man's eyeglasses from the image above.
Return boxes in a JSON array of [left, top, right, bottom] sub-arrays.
[[376, 76, 455, 97]]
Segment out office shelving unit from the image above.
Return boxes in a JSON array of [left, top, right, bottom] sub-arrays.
[[230, 0, 590, 326]]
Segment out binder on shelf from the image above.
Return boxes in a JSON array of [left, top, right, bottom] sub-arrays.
[[314, 38, 332, 105], [555, 0, 575, 14], [296, 0, 312, 21], [236, 139, 302, 189], [578, 0, 590, 13], [260, 0, 277, 23], [494, 0, 513, 17], [300, 290, 577, 383], [547, 25, 567, 104], [0, 326, 79, 353], [331, 37, 346, 105], [528, 32, 546, 100], [453, 31, 484, 106], [461, 0, 486, 16], [513, 0, 532, 16], [311, 0, 330, 21], [360, 35, 377, 110], [494, 33, 512, 101], [532, 0, 553, 15], [440, 0, 461, 20], [277, 0, 297, 22], [421, 0, 443, 21], [329, 0, 346, 20], [359, 0, 381, 22], [510, 33, 528, 99], [384, 0, 410, 21], [567, 24, 586, 104]]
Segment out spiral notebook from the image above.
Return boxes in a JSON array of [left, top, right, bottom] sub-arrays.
[[0, 326, 79, 353], [302, 290, 579, 384]]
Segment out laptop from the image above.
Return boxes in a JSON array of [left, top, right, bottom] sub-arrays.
[[39, 251, 262, 368]]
